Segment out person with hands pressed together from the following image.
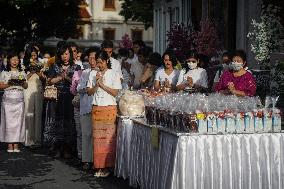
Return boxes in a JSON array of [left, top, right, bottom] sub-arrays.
[[43, 42, 80, 158], [87, 51, 121, 178], [0, 50, 28, 153], [154, 50, 180, 92], [214, 50, 256, 97], [23, 45, 45, 147], [176, 50, 208, 92]]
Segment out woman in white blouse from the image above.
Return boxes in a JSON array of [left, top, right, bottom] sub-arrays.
[[176, 51, 208, 92], [87, 50, 122, 177], [154, 51, 180, 92], [0, 51, 28, 153]]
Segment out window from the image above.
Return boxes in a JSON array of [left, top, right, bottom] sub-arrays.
[[103, 28, 115, 40], [131, 29, 143, 41], [104, 0, 115, 10]]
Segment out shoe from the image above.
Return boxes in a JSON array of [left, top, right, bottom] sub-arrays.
[[94, 169, 103, 177], [13, 149, 20, 153], [7, 149, 14, 153], [100, 170, 110, 177]]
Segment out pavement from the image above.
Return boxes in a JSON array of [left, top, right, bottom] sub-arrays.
[[0, 144, 135, 189]]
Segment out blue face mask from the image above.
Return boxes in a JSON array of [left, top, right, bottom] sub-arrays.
[[230, 61, 243, 71]]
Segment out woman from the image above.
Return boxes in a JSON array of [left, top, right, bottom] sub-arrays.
[[214, 50, 256, 96], [154, 51, 180, 92], [43, 42, 80, 158], [87, 51, 121, 177], [140, 52, 161, 89], [0, 50, 28, 152], [23, 45, 44, 146], [176, 51, 208, 92], [77, 47, 99, 170]]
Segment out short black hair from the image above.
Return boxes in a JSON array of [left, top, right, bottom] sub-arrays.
[[137, 46, 152, 58], [148, 52, 162, 67], [86, 46, 100, 57], [184, 50, 199, 60], [5, 50, 24, 72], [56, 43, 74, 66], [96, 50, 112, 69], [67, 41, 79, 49], [232, 49, 246, 62], [101, 40, 113, 48], [118, 48, 129, 57]]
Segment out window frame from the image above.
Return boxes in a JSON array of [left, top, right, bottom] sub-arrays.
[[103, 28, 116, 40], [104, 0, 116, 11], [131, 29, 143, 41]]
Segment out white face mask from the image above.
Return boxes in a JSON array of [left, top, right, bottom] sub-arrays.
[[187, 62, 198, 70], [230, 61, 243, 71]]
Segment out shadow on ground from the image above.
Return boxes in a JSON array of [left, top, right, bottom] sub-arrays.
[[0, 143, 135, 189]]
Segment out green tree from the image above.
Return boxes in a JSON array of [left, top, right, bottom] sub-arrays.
[[0, 0, 80, 50], [119, 0, 153, 29]]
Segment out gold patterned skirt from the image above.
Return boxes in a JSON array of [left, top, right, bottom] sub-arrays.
[[92, 105, 117, 169]]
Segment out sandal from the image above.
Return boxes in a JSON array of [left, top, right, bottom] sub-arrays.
[[94, 169, 104, 177], [13, 149, 20, 153], [100, 170, 110, 177]]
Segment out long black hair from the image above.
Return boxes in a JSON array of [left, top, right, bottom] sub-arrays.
[[23, 45, 38, 72], [5, 50, 24, 72], [95, 50, 112, 69], [162, 50, 178, 67]]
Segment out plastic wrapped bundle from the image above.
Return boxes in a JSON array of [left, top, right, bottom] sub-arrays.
[[119, 90, 145, 117]]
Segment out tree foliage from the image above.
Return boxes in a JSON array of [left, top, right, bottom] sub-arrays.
[[119, 0, 153, 29], [0, 0, 80, 50]]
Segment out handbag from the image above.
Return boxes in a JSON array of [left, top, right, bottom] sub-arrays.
[[44, 85, 58, 100], [72, 94, 80, 108]]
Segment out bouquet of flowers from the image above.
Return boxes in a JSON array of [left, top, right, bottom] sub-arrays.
[[247, 4, 284, 65], [119, 34, 133, 49], [191, 19, 221, 58], [8, 72, 26, 86], [166, 23, 194, 62]]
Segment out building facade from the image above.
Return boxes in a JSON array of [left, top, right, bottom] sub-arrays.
[[45, 0, 153, 48], [153, 0, 262, 66]]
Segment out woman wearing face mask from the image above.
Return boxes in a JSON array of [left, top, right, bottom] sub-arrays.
[[176, 50, 208, 92], [214, 50, 256, 96]]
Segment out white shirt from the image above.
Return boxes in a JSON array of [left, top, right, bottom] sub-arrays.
[[77, 68, 93, 115], [0, 70, 27, 91], [154, 68, 180, 85], [75, 60, 84, 70], [126, 54, 138, 65], [110, 57, 123, 79], [177, 68, 208, 88], [87, 69, 122, 106], [130, 60, 144, 89], [118, 58, 131, 89]]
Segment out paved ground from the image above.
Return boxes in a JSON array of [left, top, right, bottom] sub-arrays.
[[0, 145, 135, 189]]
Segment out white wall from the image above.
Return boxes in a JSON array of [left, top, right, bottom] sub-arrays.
[[87, 0, 153, 43]]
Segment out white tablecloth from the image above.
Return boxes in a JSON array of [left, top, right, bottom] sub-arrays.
[[115, 118, 284, 189]]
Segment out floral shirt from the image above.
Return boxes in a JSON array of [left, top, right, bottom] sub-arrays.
[[47, 63, 81, 93], [214, 70, 256, 96]]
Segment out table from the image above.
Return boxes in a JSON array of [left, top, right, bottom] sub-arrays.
[[115, 118, 284, 189]]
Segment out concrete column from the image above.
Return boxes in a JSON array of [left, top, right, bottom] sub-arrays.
[[236, 0, 262, 68]]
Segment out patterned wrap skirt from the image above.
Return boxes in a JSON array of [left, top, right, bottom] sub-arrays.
[[92, 105, 117, 169]]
